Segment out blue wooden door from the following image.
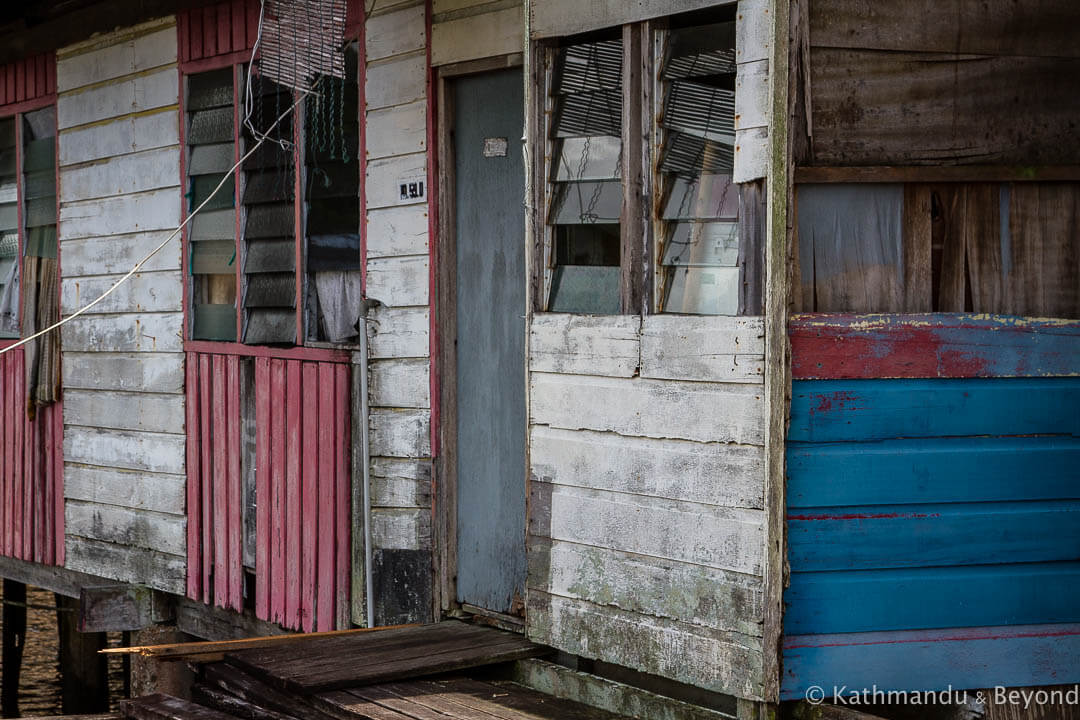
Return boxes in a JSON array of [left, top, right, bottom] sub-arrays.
[[453, 69, 527, 614]]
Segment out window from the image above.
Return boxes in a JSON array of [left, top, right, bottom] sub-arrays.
[[538, 8, 756, 316], [0, 105, 59, 340], [184, 43, 361, 346]]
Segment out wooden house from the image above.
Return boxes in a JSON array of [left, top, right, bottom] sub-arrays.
[[0, 0, 1076, 717]]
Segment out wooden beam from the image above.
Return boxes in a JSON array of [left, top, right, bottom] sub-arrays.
[[795, 165, 1080, 184], [103, 620, 419, 661], [0, 553, 115, 598], [619, 23, 645, 315], [79, 584, 173, 633], [761, 0, 793, 707]]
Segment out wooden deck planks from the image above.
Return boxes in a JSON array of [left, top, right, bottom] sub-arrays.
[[227, 622, 548, 694]]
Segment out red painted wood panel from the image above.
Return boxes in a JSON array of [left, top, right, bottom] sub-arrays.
[[254, 356, 271, 618], [185, 350, 352, 631], [0, 347, 63, 565], [791, 313, 1080, 379], [0, 54, 56, 114]]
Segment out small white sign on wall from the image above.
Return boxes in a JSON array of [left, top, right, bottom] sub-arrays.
[[483, 137, 508, 157], [397, 176, 426, 204]]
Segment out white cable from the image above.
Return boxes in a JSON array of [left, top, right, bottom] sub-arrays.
[[0, 92, 307, 358]]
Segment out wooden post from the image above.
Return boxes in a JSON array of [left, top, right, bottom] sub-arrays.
[[55, 593, 109, 714], [2, 580, 27, 718]]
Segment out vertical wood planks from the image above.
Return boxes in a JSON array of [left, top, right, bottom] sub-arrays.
[[185, 350, 352, 631], [0, 347, 63, 565], [0, 53, 56, 108], [254, 357, 271, 619], [317, 364, 335, 632], [185, 351, 245, 610]]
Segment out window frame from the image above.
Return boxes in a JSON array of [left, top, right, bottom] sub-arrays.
[[179, 40, 364, 351], [533, 11, 759, 317], [0, 91, 59, 346]]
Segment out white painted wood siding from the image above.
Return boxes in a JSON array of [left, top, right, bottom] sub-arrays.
[[56, 18, 186, 595], [364, 1, 433, 553], [527, 312, 767, 701], [432, 0, 523, 66]]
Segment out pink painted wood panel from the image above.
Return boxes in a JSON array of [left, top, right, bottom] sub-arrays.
[[0, 346, 63, 565], [185, 351, 352, 630], [0, 53, 56, 111]]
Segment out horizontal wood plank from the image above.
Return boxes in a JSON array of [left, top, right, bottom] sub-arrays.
[[64, 464, 186, 515], [366, 52, 427, 110], [531, 425, 763, 508], [366, 4, 427, 62], [62, 352, 184, 393], [366, 101, 426, 160], [640, 314, 764, 383], [366, 153, 427, 209], [365, 206, 429, 258], [59, 187, 181, 239], [527, 590, 763, 700], [64, 426, 186, 475], [529, 537, 763, 637], [370, 458, 432, 508], [366, 255, 429, 307], [58, 66, 177, 129], [540, 483, 763, 575], [431, 5, 523, 67], [65, 536, 185, 595], [788, 501, 1080, 572], [367, 306, 430, 359], [789, 378, 1080, 442], [66, 500, 186, 555], [788, 436, 1080, 508], [371, 508, 431, 551], [59, 146, 179, 202], [786, 562, 1080, 635], [369, 409, 431, 458], [64, 389, 185, 434], [58, 110, 178, 166], [531, 372, 765, 445], [57, 25, 178, 91], [529, 314, 640, 377], [791, 314, 1080, 379], [781, 624, 1080, 700], [61, 231, 181, 276], [61, 312, 183, 352], [61, 270, 183, 315], [369, 359, 430, 409]]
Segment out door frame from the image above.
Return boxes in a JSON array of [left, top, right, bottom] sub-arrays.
[[432, 53, 526, 627]]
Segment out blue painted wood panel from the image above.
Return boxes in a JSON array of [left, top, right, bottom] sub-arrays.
[[789, 378, 1080, 443], [784, 375, 1080, 697], [789, 436, 1080, 508], [781, 624, 1080, 700], [789, 501, 1080, 572], [786, 562, 1080, 635]]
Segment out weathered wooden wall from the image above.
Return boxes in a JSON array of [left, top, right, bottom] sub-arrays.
[[363, 0, 435, 625], [783, 314, 1080, 698], [431, 0, 522, 67], [803, 0, 1080, 166], [526, 313, 767, 700], [56, 18, 187, 594]]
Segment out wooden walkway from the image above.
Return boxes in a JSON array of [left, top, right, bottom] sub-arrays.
[[121, 621, 633, 720]]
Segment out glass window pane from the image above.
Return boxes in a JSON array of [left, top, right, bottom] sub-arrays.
[[24, 170, 55, 200], [23, 107, 56, 141], [661, 221, 739, 267], [660, 131, 732, 176], [191, 239, 236, 275], [25, 226, 57, 259], [306, 162, 358, 199], [308, 233, 361, 272], [243, 171, 292, 204], [245, 203, 294, 238], [188, 68, 234, 111], [189, 107, 234, 145], [555, 225, 619, 266], [0, 232, 16, 257], [0, 203, 16, 232], [246, 238, 295, 273], [23, 137, 55, 172], [0, 118, 13, 149], [664, 23, 736, 80], [664, 266, 740, 315], [663, 80, 734, 144], [553, 136, 621, 181], [193, 303, 237, 341], [244, 272, 295, 308], [189, 142, 235, 175], [190, 208, 236, 241], [244, 308, 296, 344], [550, 180, 622, 225], [25, 198, 56, 227], [190, 174, 235, 211], [663, 174, 738, 220], [553, 89, 622, 138], [555, 40, 623, 94], [548, 265, 621, 314], [307, 198, 359, 236]]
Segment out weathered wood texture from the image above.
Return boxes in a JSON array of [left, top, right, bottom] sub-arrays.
[[177, 0, 260, 67], [526, 312, 767, 700], [0, 52, 57, 108], [363, 0, 434, 625], [734, 0, 770, 182], [432, 1, 522, 67], [529, 0, 735, 38], [0, 347, 64, 565], [57, 18, 186, 594], [806, 0, 1080, 166], [231, 354, 352, 632]]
